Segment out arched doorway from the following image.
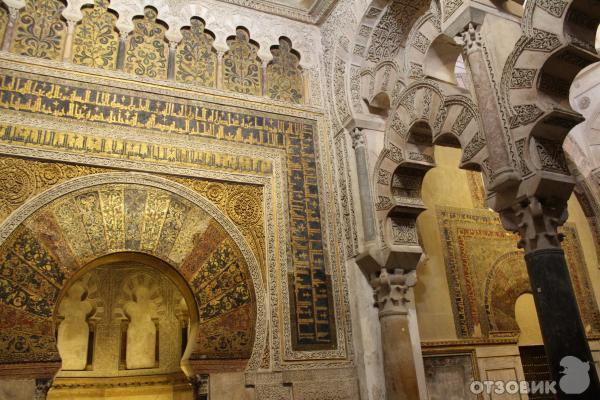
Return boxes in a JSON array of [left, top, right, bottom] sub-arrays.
[[0, 173, 267, 398]]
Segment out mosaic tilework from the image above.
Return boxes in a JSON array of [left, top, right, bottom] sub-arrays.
[[0, 71, 335, 349], [0, 183, 257, 362], [437, 206, 600, 338]]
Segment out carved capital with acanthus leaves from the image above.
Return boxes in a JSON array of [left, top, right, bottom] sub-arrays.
[[350, 127, 366, 150], [356, 245, 424, 317], [499, 196, 568, 254], [371, 268, 417, 317], [461, 23, 483, 55]]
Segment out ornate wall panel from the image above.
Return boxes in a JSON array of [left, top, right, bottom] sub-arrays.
[[0, 65, 338, 353], [10, 0, 67, 60], [223, 28, 262, 96], [0, 156, 104, 223], [175, 18, 217, 87], [71, 0, 118, 69], [437, 207, 600, 339], [266, 38, 303, 104], [465, 171, 486, 208], [366, 0, 429, 63], [124, 8, 168, 80]]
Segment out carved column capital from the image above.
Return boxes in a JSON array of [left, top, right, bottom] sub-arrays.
[[500, 196, 568, 254], [461, 23, 482, 55], [66, 19, 78, 32], [8, 6, 20, 21], [371, 268, 417, 317], [33, 378, 53, 400], [119, 30, 130, 42], [350, 127, 365, 149]]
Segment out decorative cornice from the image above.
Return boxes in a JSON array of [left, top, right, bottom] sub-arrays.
[[214, 0, 337, 24]]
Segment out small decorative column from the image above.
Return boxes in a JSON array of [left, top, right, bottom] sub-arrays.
[[116, 30, 130, 70], [33, 378, 53, 400], [351, 127, 377, 242], [167, 40, 178, 80], [1, 6, 20, 52], [301, 67, 311, 105], [62, 19, 77, 62], [216, 49, 225, 89], [501, 198, 600, 398], [261, 59, 268, 97], [461, 23, 519, 190]]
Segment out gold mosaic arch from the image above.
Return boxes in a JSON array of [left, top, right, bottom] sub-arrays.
[[0, 172, 267, 375]]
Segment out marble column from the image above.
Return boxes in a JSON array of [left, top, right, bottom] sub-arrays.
[[116, 31, 130, 70], [216, 50, 225, 89], [461, 23, 519, 191], [62, 19, 77, 62], [351, 128, 376, 242], [372, 268, 420, 400], [261, 60, 268, 97], [1, 7, 19, 52], [501, 197, 600, 398], [167, 40, 178, 80]]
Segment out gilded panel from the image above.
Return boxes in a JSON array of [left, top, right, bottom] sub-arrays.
[[437, 206, 600, 338], [71, 0, 118, 69], [11, 0, 66, 60], [124, 7, 168, 80], [0, 71, 335, 350], [465, 171, 486, 208], [266, 38, 303, 104], [175, 18, 217, 87], [223, 28, 262, 96], [170, 177, 266, 277]]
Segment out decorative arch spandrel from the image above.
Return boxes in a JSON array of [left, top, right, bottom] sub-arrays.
[[266, 37, 303, 104], [71, 0, 119, 69], [10, 0, 67, 60], [124, 6, 168, 79], [175, 17, 217, 87], [222, 27, 262, 96]]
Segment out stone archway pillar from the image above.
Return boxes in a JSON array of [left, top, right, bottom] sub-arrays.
[[351, 127, 377, 242], [357, 249, 424, 400], [460, 23, 519, 190], [374, 268, 419, 400], [501, 197, 600, 398]]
